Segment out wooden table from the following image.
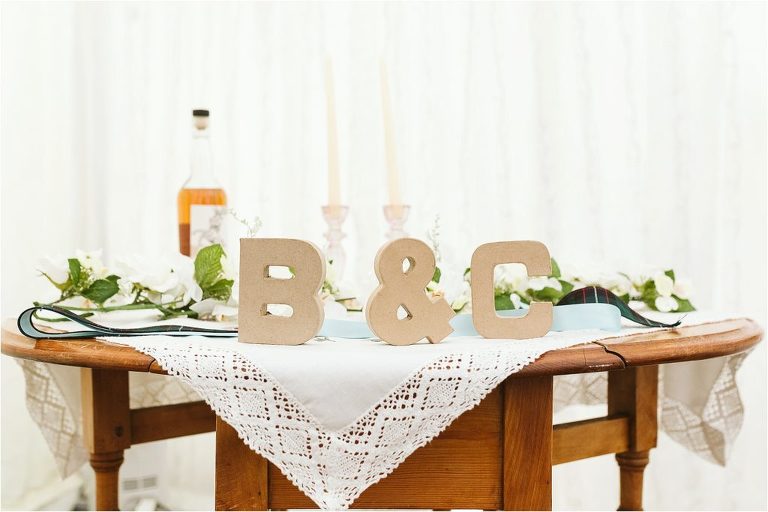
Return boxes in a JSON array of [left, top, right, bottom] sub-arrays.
[[2, 318, 762, 511]]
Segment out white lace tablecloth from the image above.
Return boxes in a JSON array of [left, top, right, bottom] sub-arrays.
[[18, 312, 751, 509]]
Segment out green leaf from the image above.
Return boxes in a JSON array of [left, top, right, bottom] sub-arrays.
[[673, 296, 696, 312], [494, 294, 516, 311], [194, 244, 226, 289], [203, 279, 234, 301], [640, 280, 658, 302], [432, 266, 442, 284], [68, 258, 82, 287], [664, 269, 676, 282], [618, 293, 630, 304], [194, 244, 235, 301], [636, 280, 658, 310], [82, 278, 119, 304], [559, 280, 574, 295], [550, 258, 561, 278], [530, 287, 562, 302], [40, 272, 70, 291], [463, 267, 471, 277]]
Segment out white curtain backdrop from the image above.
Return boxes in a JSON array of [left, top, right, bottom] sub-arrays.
[[1, 1, 765, 509]]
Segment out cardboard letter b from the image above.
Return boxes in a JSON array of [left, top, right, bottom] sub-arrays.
[[239, 238, 325, 345]]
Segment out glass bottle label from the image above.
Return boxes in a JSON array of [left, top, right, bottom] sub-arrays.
[[190, 205, 227, 257]]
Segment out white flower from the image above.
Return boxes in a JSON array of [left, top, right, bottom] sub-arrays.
[[117, 277, 133, 295], [267, 265, 292, 279], [220, 254, 237, 280], [115, 254, 203, 305], [104, 287, 134, 307], [229, 281, 239, 306], [76, 249, 109, 278], [142, 265, 178, 293], [603, 274, 632, 297], [655, 295, 678, 313], [428, 264, 469, 311], [625, 266, 656, 288], [191, 298, 238, 321], [213, 303, 238, 320], [436, 268, 466, 302], [190, 298, 215, 316], [528, 276, 562, 292], [168, 254, 203, 304], [266, 304, 293, 317], [673, 278, 692, 300], [452, 292, 471, 312], [510, 293, 525, 309], [653, 273, 674, 297], [115, 257, 150, 286], [495, 263, 528, 293], [37, 256, 69, 284], [115, 277, 136, 300], [118, 257, 172, 293]]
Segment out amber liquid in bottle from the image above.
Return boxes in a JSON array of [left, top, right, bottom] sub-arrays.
[[178, 188, 227, 256], [178, 109, 227, 256]]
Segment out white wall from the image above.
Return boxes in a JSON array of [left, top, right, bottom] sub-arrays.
[[2, 2, 765, 509]]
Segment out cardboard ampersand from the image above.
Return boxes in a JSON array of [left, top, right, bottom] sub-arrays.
[[238, 238, 325, 345], [365, 238, 456, 345], [470, 241, 553, 339]]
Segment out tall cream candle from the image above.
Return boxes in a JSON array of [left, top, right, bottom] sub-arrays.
[[325, 58, 341, 206], [380, 60, 401, 206]]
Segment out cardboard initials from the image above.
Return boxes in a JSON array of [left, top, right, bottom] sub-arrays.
[[238, 238, 325, 345], [470, 241, 553, 339], [366, 238, 456, 345]]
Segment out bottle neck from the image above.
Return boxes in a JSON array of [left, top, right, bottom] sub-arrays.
[[186, 129, 219, 187]]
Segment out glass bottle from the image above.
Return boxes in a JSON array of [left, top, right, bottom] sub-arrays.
[[177, 109, 227, 256]]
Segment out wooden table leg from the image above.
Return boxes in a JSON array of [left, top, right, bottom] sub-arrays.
[[215, 417, 268, 510], [89, 451, 126, 510], [608, 365, 658, 511], [503, 375, 554, 511], [81, 368, 131, 511]]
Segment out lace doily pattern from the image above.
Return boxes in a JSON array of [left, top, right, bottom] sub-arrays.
[[128, 335, 589, 510], [554, 373, 607, 411], [17, 361, 201, 477], [661, 352, 747, 465], [17, 360, 87, 476], [554, 352, 748, 467], [129, 373, 200, 408]]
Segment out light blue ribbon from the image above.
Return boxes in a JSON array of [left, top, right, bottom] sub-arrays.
[[318, 303, 622, 339]]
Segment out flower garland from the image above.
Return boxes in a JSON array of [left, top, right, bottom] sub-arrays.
[[427, 259, 695, 314], [35, 244, 351, 322], [35, 244, 695, 323], [36, 245, 236, 320]]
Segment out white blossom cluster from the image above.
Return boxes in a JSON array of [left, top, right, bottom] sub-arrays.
[[38, 249, 239, 321]]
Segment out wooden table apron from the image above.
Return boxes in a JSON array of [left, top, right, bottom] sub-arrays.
[[2, 318, 762, 511]]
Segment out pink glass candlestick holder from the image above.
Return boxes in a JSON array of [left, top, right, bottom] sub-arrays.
[[383, 204, 410, 240], [322, 205, 349, 279]]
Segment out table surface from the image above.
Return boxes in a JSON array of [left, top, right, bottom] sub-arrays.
[[2, 317, 762, 376]]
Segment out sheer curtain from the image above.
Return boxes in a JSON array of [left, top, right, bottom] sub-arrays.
[[1, 1, 765, 509]]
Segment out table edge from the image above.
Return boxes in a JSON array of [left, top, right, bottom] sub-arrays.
[[2, 317, 762, 376]]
